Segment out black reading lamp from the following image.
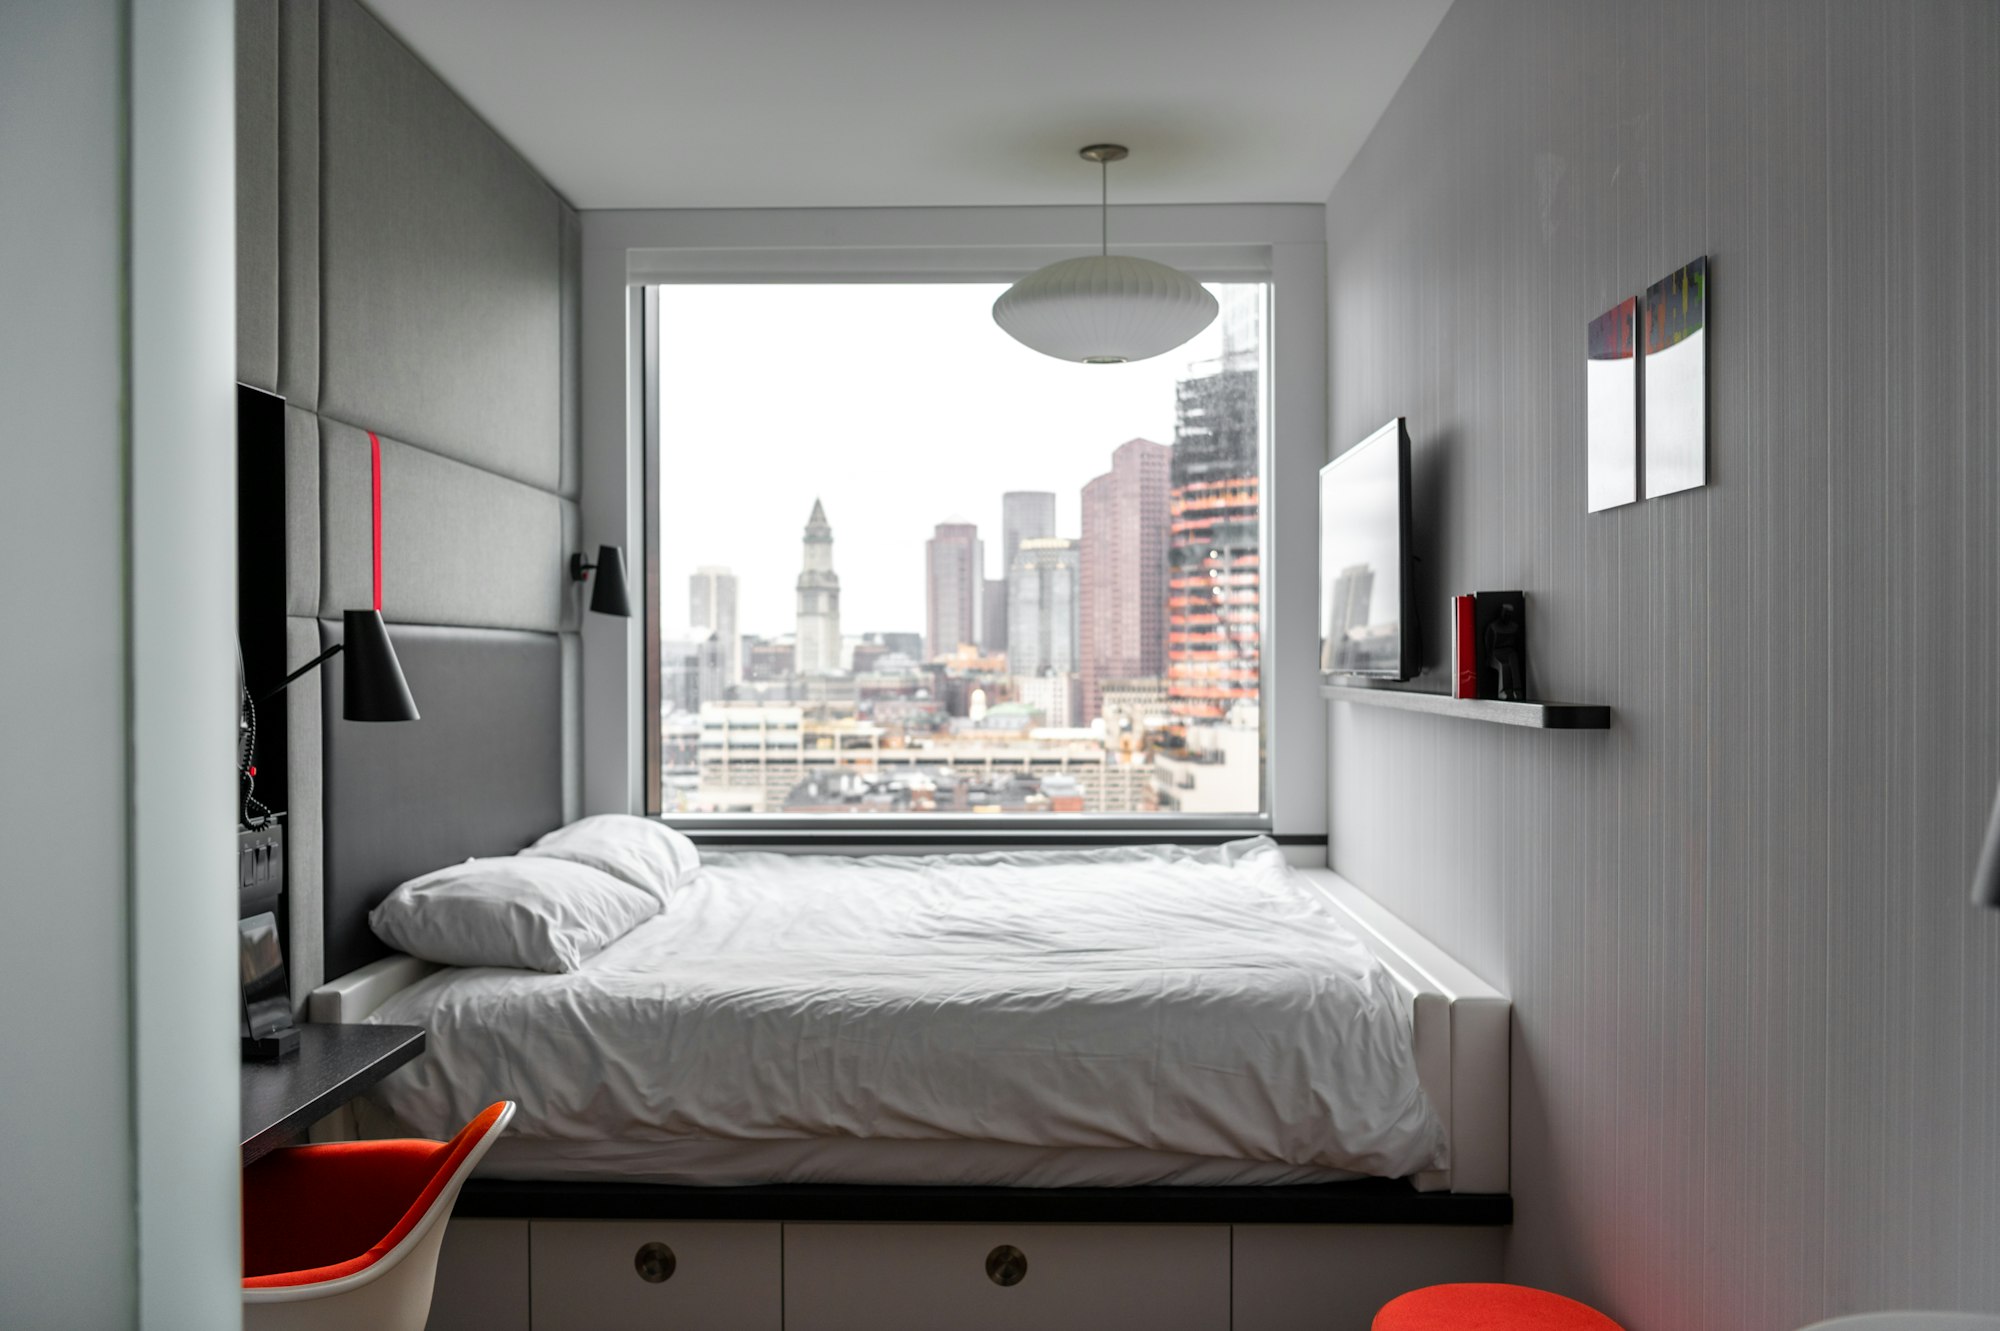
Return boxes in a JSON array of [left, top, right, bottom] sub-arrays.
[[571, 544, 632, 617], [257, 608, 419, 721], [1974, 785, 2000, 909]]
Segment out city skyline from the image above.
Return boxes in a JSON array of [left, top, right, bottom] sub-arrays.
[[655, 283, 1246, 638], [660, 284, 1267, 817]]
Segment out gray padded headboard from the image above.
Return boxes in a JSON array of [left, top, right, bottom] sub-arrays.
[[319, 620, 564, 980], [237, 0, 584, 1001]]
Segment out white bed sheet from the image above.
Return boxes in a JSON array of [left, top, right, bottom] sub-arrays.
[[364, 838, 1445, 1182]]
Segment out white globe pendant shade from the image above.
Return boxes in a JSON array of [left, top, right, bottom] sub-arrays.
[[993, 254, 1219, 364]]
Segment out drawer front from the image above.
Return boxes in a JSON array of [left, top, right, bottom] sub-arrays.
[[427, 1219, 529, 1331], [529, 1220, 782, 1331], [782, 1223, 1230, 1331], [1230, 1225, 1506, 1331]]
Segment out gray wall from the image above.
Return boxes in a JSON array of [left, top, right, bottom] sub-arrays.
[[237, 0, 582, 1000], [1325, 3, 2000, 1327]]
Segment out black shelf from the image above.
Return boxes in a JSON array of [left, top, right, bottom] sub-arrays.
[[1321, 683, 1610, 730]]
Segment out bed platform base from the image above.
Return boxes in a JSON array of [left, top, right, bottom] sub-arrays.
[[314, 868, 1514, 1331], [454, 1176, 1512, 1227], [426, 1215, 1509, 1331]]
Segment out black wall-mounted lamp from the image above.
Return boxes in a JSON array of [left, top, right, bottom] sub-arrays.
[[572, 544, 632, 618], [258, 608, 420, 722], [1974, 787, 2000, 910]]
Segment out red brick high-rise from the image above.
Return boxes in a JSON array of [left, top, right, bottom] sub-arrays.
[[1079, 438, 1171, 723]]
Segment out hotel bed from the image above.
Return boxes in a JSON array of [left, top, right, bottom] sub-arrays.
[[312, 838, 1508, 1195]]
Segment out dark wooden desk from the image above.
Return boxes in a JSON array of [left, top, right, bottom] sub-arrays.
[[241, 1023, 425, 1165]]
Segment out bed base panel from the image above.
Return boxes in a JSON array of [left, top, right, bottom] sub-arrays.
[[426, 1217, 1507, 1331]]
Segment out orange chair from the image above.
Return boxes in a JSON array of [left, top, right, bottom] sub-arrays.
[[242, 1101, 514, 1331], [1375, 1283, 1625, 1330]]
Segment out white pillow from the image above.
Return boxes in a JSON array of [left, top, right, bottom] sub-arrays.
[[519, 815, 699, 905], [369, 856, 658, 973]]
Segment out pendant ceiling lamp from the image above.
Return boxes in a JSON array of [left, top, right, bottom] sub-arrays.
[[992, 145, 1219, 365]]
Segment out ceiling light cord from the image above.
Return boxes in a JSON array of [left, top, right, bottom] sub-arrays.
[[1101, 157, 1109, 257]]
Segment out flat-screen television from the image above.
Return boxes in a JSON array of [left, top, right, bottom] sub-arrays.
[[1319, 418, 1417, 681]]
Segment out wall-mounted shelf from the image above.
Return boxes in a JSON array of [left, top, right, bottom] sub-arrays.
[[1321, 683, 1611, 730]]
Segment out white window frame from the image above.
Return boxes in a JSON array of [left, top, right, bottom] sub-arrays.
[[579, 205, 1327, 852]]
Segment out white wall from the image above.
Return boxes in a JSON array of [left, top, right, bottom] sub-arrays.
[[0, 6, 140, 1323], [130, 0, 245, 1324], [578, 204, 1328, 844], [0, 2, 241, 1325], [1324, 2, 2000, 1326]]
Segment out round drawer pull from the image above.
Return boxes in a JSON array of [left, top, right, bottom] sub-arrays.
[[985, 1244, 1028, 1287], [634, 1241, 677, 1284]]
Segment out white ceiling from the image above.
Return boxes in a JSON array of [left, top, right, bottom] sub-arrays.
[[363, 0, 1452, 210]]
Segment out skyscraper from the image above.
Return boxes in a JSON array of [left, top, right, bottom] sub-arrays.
[[1007, 536, 1081, 675], [1001, 491, 1056, 572], [993, 492, 1055, 654], [1165, 288, 1262, 734], [689, 565, 739, 684], [1079, 438, 1171, 721], [982, 578, 1007, 656], [794, 499, 841, 674], [925, 520, 983, 659]]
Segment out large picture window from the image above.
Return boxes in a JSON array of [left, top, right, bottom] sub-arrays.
[[647, 281, 1269, 821]]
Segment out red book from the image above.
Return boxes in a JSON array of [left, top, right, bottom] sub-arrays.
[[1452, 595, 1478, 698]]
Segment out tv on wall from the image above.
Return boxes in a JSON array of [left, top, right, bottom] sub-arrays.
[[1318, 418, 1418, 682]]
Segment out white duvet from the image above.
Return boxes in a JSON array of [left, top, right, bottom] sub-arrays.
[[366, 837, 1445, 1180]]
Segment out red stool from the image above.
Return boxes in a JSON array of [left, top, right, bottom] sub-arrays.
[[1375, 1283, 1626, 1330]]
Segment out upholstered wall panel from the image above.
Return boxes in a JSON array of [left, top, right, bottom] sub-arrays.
[[319, 419, 571, 632], [283, 617, 324, 1011], [276, 0, 319, 410], [283, 406, 319, 617], [241, 0, 580, 995], [560, 630, 581, 823], [318, 621, 563, 981], [1323, 2, 2000, 1327], [234, 0, 277, 391], [317, 0, 563, 490], [559, 206, 582, 499]]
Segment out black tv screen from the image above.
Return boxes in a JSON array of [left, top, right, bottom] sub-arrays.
[[1319, 418, 1417, 681]]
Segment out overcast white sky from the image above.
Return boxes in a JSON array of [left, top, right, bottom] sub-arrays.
[[656, 283, 1250, 639]]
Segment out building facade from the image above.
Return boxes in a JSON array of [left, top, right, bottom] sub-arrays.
[[925, 520, 983, 660], [1014, 670, 1080, 729], [982, 577, 1007, 656], [1079, 437, 1171, 721], [1006, 536, 1081, 676], [688, 565, 739, 684], [1002, 491, 1056, 566], [794, 499, 842, 674], [1165, 336, 1261, 734], [995, 491, 1055, 655], [696, 699, 1147, 814], [661, 625, 728, 716]]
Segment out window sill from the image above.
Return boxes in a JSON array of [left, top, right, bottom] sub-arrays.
[[655, 817, 1309, 851]]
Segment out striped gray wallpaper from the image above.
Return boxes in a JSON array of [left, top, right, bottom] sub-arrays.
[[1325, 2, 2000, 1327]]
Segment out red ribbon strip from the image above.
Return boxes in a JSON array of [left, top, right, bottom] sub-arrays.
[[368, 431, 382, 611]]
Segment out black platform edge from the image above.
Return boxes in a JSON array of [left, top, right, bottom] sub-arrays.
[[456, 1178, 1511, 1226]]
